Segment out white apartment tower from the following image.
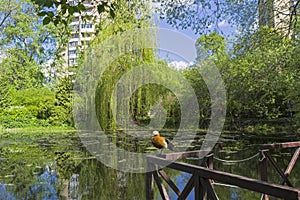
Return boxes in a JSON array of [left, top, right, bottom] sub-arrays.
[[63, 0, 101, 68], [259, 0, 292, 33]]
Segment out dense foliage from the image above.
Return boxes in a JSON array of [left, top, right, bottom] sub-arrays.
[[0, 0, 299, 133], [188, 28, 299, 131], [155, 0, 300, 37], [0, 0, 74, 129]]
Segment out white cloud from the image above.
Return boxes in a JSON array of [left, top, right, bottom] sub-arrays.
[[168, 60, 194, 70], [218, 20, 228, 28]]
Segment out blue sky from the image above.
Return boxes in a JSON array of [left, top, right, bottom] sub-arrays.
[[155, 18, 237, 69], [150, 0, 253, 69]]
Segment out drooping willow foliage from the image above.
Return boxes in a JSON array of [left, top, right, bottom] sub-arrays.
[[84, 0, 182, 131]]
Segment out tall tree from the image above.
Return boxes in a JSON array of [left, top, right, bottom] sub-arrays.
[[0, 0, 58, 89], [154, 0, 300, 36]]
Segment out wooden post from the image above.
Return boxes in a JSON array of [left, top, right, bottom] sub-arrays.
[[194, 172, 203, 200], [260, 150, 268, 182], [200, 178, 219, 200], [153, 170, 170, 200], [260, 150, 269, 200], [146, 158, 154, 200], [207, 154, 214, 170], [146, 148, 300, 200]]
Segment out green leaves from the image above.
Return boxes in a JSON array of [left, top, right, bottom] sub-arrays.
[[194, 28, 299, 130], [97, 2, 116, 19], [97, 3, 107, 13], [33, 0, 113, 26], [42, 16, 51, 25]]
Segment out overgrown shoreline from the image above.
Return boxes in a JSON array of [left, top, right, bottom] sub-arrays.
[[1, 122, 298, 136], [0, 126, 76, 133]]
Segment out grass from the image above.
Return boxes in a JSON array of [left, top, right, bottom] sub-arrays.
[[1, 126, 76, 133]]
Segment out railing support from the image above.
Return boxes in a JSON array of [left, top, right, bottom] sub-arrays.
[[146, 151, 300, 200], [147, 142, 300, 200], [260, 150, 269, 200], [280, 147, 300, 185], [146, 157, 154, 200]]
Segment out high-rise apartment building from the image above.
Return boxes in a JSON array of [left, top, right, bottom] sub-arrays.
[[258, 0, 292, 32], [62, 0, 101, 69]]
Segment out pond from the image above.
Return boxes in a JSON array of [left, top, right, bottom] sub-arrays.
[[0, 131, 299, 199]]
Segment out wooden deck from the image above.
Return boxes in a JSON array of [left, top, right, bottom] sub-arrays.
[[146, 141, 300, 200]]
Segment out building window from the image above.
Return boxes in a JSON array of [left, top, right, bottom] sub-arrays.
[[81, 24, 93, 29], [69, 41, 78, 47], [73, 34, 79, 38], [69, 0, 79, 6], [86, 24, 93, 28], [69, 58, 77, 64], [69, 50, 76, 55]]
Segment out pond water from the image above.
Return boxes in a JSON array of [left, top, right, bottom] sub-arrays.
[[0, 131, 299, 199]]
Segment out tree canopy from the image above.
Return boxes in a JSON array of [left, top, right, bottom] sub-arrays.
[[154, 0, 300, 37]]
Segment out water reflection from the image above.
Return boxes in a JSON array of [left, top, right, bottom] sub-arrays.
[[0, 166, 57, 200], [0, 131, 299, 199]]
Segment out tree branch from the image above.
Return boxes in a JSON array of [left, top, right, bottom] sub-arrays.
[[287, 0, 300, 36], [0, 10, 11, 28]]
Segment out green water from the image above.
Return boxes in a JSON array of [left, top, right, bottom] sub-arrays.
[[0, 131, 299, 199]]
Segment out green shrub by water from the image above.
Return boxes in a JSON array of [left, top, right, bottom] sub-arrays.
[[0, 84, 73, 129]]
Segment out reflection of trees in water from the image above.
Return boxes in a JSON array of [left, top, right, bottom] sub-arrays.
[[0, 165, 58, 199], [76, 158, 147, 200], [1, 131, 299, 199], [0, 132, 84, 199]]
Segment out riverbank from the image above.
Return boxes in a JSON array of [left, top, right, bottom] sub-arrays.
[[0, 118, 299, 136], [0, 126, 76, 133]]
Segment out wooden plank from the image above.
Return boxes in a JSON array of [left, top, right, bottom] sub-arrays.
[[147, 155, 300, 200], [178, 174, 195, 200], [153, 170, 170, 200], [207, 154, 214, 170], [164, 150, 212, 160], [264, 151, 293, 187], [158, 169, 181, 197], [280, 147, 300, 185], [200, 178, 219, 200], [285, 147, 300, 174], [146, 172, 154, 200], [146, 158, 155, 200], [260, 141, 300, 150], [194, 172, 203, 200]]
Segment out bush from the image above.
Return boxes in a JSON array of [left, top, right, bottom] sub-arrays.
[[0, 87, 73, 129], [0, 106, 35, 128]]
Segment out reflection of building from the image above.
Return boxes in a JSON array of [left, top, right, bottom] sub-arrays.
[[258, 0, 291, 32], [69, 174, 80, 200], [62, 0, 101, 70]]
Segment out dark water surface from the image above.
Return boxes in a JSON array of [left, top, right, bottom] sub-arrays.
[[0, 131, 299, 199]]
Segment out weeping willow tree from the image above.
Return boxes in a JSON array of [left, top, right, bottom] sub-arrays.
[[80, 0, 177, 132]]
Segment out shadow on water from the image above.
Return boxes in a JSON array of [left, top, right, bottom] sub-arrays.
[[0, 131, 299, 199]]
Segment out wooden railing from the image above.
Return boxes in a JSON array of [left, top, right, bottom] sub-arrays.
[[146, 148, 300, 200], [260, 141, 300, 200]]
